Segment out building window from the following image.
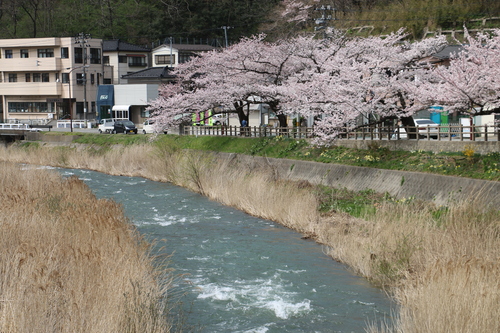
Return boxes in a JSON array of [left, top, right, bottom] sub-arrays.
[[8, 102, 54, 113], [42, 73, 49, 82], [103, 56, 110, 65], [90, 73, 95, 85], [179, 53, 196, 63], [55, 73, 59, 82], [8, 74, 17, 82], [76, 73, 84, 85], [103, 78, 112, 84], [74, 47, 83, 63], [90, 48, 101, 64], [33, 73, 41, 82], [118, 55, 127, 63], [25, 73, 31, 82], [61, 47, 69, 59], [37, 48, 54, 58], [129, 56, 147, 67], [20, 49, 29, 58], [5, 50, 13, 58], [76, 102, 87, 114], [140, 107, 150, 118], [62, 73, 69, 83], [155, 55, 175, 65]]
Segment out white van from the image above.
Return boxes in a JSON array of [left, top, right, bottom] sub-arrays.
[[142, 119, 168, 134]]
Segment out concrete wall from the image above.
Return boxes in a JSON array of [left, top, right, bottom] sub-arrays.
[[218, 153, 500, 208]]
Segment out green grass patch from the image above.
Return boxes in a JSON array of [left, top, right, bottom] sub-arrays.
[[315, 186, 386, 218]]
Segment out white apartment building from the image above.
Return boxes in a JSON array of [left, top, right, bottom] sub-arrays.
[[0, 37, 104, 123]]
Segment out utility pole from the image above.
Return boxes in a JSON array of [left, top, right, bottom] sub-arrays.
[[169, 37, 173, 68], [221, 26, 232, 47], [75, 33, 91, 125]]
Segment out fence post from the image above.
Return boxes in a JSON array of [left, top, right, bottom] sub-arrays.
[[485, 125, 488, 142]]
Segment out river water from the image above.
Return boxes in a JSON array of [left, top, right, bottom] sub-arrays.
[[57, 168, 394, 333]]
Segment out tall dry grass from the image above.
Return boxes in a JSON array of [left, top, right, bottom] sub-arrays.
[[321, 198, 500, 333], [0, 161, 172, 332], [1, 142, 499, 333]]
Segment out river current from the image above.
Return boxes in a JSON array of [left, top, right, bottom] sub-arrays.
[[57, 168, 394, 333]]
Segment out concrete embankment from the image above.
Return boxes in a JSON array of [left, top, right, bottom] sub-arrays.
[[219, 153, 500, 207], [23, 132, 500, 207]]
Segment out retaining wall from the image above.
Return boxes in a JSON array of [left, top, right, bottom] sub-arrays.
[[219, 153, 500, 207]]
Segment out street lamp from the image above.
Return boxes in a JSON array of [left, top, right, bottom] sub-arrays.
[[65, 65, 89, 132]]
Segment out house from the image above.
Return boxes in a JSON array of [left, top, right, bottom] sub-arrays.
[[0, 37, 104, 123], [151, 43, 217, 68], [98, 42, 218, 125], [102, 40, 151, 84]]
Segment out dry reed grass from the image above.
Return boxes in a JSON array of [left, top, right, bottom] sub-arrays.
[[0, 161, 172, 332], [0, 142, 499, 333]]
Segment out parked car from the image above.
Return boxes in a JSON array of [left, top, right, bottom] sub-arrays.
[[392, 119, 441, 139], [112, 120, 137, 134], [142, 119, 168, 134]]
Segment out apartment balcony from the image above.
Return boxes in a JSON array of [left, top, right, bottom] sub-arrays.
[[0, 82, 63, 96], [0, 57, 63, 72]]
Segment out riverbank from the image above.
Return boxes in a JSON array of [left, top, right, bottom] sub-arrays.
[[0, 162, 173, 332], [0, 139, 499, 332]]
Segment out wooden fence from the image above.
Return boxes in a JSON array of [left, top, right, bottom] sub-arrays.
[[183, 123, 500, 141], [183, 125, 314, 138]]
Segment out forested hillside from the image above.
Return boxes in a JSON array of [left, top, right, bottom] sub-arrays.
[[0, 0, 281, 45], [1, 0, 500, 45]]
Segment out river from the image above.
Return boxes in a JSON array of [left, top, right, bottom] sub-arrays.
[[57, 168, 394, 333]]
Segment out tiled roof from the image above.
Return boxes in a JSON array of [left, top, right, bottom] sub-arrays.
[[154, 44, 217, 52], [121, 66, 176, 79], [103, 40, 151, 52]]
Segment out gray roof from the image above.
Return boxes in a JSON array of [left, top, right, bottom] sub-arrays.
[[432, 45, 464, 60], [121, 66, 176, 80], [154, 43, 217, 52], [103, 40, 150, 52]]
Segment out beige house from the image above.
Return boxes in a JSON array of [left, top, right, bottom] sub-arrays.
[[0, 37, 104, 123], [102, 40, 150, 85]]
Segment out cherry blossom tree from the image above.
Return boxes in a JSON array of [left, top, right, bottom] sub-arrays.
[[149, 34, 318, 128], [279, 29, 446, 143], [148, 28, 446, 144], [409, 28, 500, 116]]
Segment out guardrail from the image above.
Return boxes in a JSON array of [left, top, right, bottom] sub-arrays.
[[182, 124, 500, 141], [0, 123, 31, 130], [56, 120, 89, 129]]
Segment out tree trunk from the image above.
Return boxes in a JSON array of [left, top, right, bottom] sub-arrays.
[[401, 116, 417, 139]]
